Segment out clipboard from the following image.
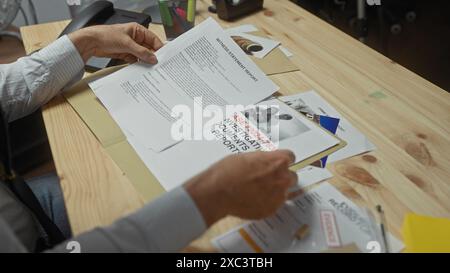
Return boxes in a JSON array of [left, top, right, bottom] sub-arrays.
[[289, 139, 346, 172], [64, 67, 345, 202]]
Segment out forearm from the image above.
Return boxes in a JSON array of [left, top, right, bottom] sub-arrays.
[[0, 35, 84, 122], [46, 186, 207, 253], [184, 169, 229, 226], [0, 23, 162, 122], [68, 29, 98, 63]]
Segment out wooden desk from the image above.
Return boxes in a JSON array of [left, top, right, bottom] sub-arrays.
[[20, 0, 450, 248]]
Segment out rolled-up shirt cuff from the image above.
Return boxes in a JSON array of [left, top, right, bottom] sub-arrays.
[[37, 34, 85, 88]]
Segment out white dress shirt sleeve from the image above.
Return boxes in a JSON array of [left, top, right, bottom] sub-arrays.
[[47, 186, 207, 253], [0, 35, 85, 122], [0, 36, 208, 252]]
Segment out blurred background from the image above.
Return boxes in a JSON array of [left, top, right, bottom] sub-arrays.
[[292, 0, 450, 93]]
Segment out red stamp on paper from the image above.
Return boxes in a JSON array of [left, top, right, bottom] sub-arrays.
[[320, 210, 342, 248]]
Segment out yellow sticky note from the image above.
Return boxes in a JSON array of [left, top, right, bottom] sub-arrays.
[[402, 213, 450, 253]]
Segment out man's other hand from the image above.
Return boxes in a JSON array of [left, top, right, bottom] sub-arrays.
[[185, 150, 298, 226]]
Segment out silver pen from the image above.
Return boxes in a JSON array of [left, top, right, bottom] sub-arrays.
[[376, 205, 390, 253]]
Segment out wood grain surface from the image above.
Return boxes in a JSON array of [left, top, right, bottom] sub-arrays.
[[20, 0, 450, 249]]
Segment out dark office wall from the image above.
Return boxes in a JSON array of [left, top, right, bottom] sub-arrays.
[[292, 0, 450, 92]]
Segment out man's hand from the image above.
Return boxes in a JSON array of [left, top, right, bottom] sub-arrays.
[[68, 23, 164, 64], [184, 150, 298, 226]]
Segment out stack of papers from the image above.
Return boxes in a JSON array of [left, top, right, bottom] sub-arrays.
[[213, 182, 404, 253], [90, 18, 278, 152], [126, 98, 341, 191], [210, 91, 381, 253], [90, 18, 343, 191], [87, 18, 388, 253]]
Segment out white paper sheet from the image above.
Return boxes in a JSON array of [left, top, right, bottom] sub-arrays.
[[225, 28, 280, 59], [126, 99, 340, 191], [287, 165, 332, 196], [212, 182, 404, 253], [89, 18, 279, 152], [295, 166, 332, 189], [280, 91, 376, 162]]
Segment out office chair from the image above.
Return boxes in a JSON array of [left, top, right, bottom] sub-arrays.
[[0, 0, 22, 40], [0, 0, 38, 41]]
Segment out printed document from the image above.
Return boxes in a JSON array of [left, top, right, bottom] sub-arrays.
[[212, 182, 404, 253], [89, 18, 279, 152], [280, 91, 376, 162], [125, 99, 340, 191], [225, 26, 280, 59]]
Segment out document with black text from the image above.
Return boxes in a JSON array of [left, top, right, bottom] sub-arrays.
[[89, 18, 279, 152]]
